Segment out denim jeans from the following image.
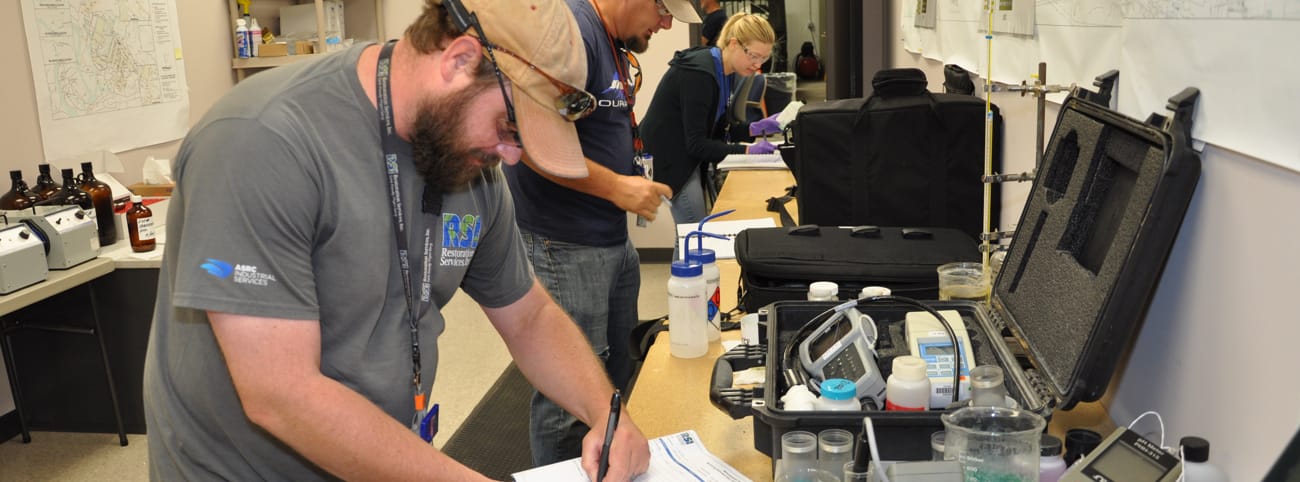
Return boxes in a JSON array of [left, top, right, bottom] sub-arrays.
[[669, 168, 709, 226], [521, 231, 640, 466]]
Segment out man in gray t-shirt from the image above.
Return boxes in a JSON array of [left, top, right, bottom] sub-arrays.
[[143, 1, 649, 479]]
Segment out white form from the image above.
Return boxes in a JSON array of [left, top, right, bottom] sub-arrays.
[[512, 430, 752, 482], [675, 218, 778, 260]]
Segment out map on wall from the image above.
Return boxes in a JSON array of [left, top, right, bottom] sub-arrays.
[[980, 0, 1037, 35], [915, 0, 938, 28], [21, 0, 189, 161]]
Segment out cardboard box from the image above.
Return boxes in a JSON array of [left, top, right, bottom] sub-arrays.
[[260, 42, 289, 57], [128, 183, 174, 197]]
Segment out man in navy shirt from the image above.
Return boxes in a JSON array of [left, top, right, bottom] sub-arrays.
[[504, 0, 700, 467]]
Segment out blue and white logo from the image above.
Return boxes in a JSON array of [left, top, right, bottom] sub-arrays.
[[201, 258, 233, 278]]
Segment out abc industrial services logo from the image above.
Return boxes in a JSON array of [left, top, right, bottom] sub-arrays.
[[200, 258, 278, 287], [440, 213, 482, 267]]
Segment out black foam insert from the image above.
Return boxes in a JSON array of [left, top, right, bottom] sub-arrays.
[[996, 106, 1169, 399]]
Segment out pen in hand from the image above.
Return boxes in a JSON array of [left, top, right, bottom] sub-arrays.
[[597, 390, 622, 482]]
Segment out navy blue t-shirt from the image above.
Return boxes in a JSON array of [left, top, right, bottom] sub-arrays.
[[504, 0, 635, 246]]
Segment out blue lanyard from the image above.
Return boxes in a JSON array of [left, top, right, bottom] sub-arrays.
[[710, 47, 730, 124], [376, 40, 435, 412]]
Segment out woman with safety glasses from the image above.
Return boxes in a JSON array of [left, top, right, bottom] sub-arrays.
[[639, 13, 776, 224]]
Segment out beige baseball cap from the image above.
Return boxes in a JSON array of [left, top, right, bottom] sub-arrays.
[[660, 0, 703, 23], [445, 0, 590, 178]]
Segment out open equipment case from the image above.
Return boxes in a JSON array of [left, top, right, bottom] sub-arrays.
[[709, 72, 1203, 465]]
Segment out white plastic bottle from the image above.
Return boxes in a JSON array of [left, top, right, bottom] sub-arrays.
[[1180, 436, 1230, 482], [248, 18, 262, 57], [808, 281, 839, 301], [816, 378, 860, 411], [885, 356, 930, 411], [780, 384, 818, 411], [234, 18, 250, 59], [667, 261, 707, 359], [1039, 434, 1066, 482], [686, 248, 721, 342]]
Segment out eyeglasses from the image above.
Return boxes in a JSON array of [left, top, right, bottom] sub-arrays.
[[445, 1, 521, 146], [623, 49, 642, 95], [654, 0, 672, 18], [740, 43, 771, 64], [484, 43, 597, 121]]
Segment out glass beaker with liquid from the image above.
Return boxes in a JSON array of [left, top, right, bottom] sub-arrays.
[[940, 406, 1045, 481]]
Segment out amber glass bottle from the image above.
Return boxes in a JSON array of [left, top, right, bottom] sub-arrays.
[[77, 162, 117, 246], [45, 168, 94, 209], [0, 170, 40, 210], [32, 164, 61, 201], [126, 195, 156, 252]]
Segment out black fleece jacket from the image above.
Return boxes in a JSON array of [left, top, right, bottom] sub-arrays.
[[641, 47, 747, 196]]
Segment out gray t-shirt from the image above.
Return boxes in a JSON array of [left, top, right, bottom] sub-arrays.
[[143, 43, 534, 479]]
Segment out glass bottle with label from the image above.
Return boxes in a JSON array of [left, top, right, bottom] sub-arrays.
[[0, 170, 40, 210], [77, 162, 117, 246], [44, 168, 94, 210], [33, 164, 62, 201], [126, 195, 156, 252]]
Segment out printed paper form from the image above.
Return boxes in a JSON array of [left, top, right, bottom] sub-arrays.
[[512, 430, 751, 482], [676, 218, 778, 260], [717, 154, 785, 171]]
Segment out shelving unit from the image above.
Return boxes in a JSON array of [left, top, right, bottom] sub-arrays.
[[226, 0, 385, 82]]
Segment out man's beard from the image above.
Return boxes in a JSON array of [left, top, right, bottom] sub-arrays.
[[624, 34, 649, 54], [409, 84, 502, 193]]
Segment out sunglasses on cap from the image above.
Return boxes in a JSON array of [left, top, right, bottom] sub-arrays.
[[444, 0, 596, 123]]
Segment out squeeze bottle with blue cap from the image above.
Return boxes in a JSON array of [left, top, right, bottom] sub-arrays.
[[817, 378, 860, 411], [667, 261, 707, 359], [686, 247, 720, 342]]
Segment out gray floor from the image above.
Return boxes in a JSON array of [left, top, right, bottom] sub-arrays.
[[0, 262, 671, 481]]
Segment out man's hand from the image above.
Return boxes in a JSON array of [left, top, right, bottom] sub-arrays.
[[581, 415, 650, 482], [748, 113, 781, 137], [612, 175, 672, 220], [746, 139, 777, 155]]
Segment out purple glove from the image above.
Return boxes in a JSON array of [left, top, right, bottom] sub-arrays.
[[746, 139, 777, 155], [748, 113, 781, 137]]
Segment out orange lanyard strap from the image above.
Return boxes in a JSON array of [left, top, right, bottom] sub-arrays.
[[589, 0, 644, 154]]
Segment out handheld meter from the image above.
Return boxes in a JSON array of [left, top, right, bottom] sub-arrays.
[[1060, 427, 1181, 482], [904, 310, 975, 408], [798, 308, 886, 408]]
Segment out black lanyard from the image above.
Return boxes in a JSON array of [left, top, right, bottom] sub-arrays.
[[376, 40, 435, 412]]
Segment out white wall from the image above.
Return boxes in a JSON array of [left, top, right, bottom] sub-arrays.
[[888, 1, 1300, 478], [783, 0, 821, 72]]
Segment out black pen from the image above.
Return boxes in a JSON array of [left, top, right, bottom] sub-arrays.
[[596, 390, 621, 482]]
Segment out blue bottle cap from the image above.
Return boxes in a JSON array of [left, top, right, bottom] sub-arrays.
[[670, 260, 702, 277], [685, 248, 716, 265], [820, 378, 857, 401]]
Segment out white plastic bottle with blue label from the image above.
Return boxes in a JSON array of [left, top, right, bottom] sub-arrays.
[[816, 378, 860, 411], [686, 248, 720, 342], [668, 261, 707, 359], [248, 18, 262, 57], [234, 18, 250, 58]]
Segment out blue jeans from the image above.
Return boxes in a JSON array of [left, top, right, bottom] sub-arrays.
[[521, 231, 640, 466], [669, 168, 709, 226]]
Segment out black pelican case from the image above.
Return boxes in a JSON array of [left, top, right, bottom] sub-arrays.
[[709, 72, 1203, 464]]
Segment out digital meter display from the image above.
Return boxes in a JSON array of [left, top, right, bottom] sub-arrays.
[[924, 344, 954, 355], [809, 315, 853, 361], [1092, 443, 1167, 479]]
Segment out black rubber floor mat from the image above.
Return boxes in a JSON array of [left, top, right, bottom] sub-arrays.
[[441, 363, 534, 478]]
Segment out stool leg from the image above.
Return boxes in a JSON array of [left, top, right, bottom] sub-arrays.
[[87, 287, 128, 447], [1, 328, 32, 443]]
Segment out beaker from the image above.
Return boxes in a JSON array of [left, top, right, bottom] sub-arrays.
[[775, 431, 838, 482], [940, 406, 1046, 481]]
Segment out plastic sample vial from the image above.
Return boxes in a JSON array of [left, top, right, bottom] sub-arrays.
[[816, 378, 859, 411], [1040, 434, 1066, 482], [667, 261, 707, 358], [969, 365, 1010, 407], [818, 429, 855, 477], [808, 281, 839, 301], [885, 356, 930, 411]]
